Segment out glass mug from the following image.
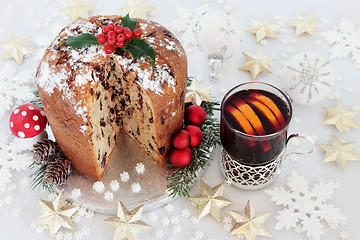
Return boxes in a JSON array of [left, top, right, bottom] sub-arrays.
[[220, 82, 314, 190]]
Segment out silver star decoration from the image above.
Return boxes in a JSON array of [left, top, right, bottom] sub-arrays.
[[246, 15, 281, 42], [118, 0, 155, 19], [105, 202, 151, 240], [322, 101, 360, 133], [187, 179, 232, 222], [36, 190, 79, 238], [289, 13, 323, 36], [0, 32, 33, 64], [185, 76, 214, 105], [318, 135, 359, 170]]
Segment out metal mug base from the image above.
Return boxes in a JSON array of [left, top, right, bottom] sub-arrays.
[[220, 148, 285, 190]]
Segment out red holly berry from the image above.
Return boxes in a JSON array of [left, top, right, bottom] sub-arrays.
[[116, 41, 125, 48], [185, 105, 206, 126], [172, 130, 191, 149], [107, 23, 115, 31], [169, 147, 192, 168], [102, 26, 109, 34], [133, 28, 142, 38], [107, 37, 116, 45], [117, 33, 125, 42], [104, 44, 114, 54], [107, 31, 116, 39], [123, 28, 133, 39], [114, 25, 123, 34], [9, 103, 47, 139], [123, 27, 131, 33], [97, 34, 107, 44], [184, 125, 203, 148]]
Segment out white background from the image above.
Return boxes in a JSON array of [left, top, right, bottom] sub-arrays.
[[0, 0, 360, 239]]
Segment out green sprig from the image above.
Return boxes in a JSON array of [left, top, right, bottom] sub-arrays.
[[29, 162, 54, 192]]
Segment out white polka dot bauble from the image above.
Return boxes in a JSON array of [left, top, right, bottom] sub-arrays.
[[9, 103, 47, 138], [281, 52, 335, 105]]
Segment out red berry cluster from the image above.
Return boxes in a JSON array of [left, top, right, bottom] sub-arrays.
[[169, 105, 207, 168], [97, 23, 142, 54]]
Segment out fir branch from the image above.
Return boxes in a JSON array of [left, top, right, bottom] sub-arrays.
[[29, 161, 54, 192], [30, 89, 43, 110], [166, 99, 220, 198]]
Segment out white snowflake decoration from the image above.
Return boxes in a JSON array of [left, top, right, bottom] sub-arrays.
[[321, 18, 360, 64], [168, 5, 210, 48], [265, 170, 347, 240], [0, 62, 35, 118], [0, 131, 32, 191]]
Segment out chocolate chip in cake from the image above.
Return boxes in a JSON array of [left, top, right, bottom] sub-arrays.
[[159, 146, 165, 155], [101, 152, 107, 168], [90, 88, 94, 95], [163, 30, 174, 39], [96, 92, 101, 100], [149, 143, 154, 151], [149, 117, 153, 123], [161, 116, 165, 125], [100, 118, 106, 127], [100, 100, 103, 111]]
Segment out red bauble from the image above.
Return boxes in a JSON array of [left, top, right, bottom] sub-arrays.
[[185, 105, 206, 126], [172, 130, 191, 149], [9, 103, 47, 138], [169, 147, 192, 168], [185, 125, 203, 148]]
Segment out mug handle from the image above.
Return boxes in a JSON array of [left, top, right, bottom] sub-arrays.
[[285, 134, 315, 157]]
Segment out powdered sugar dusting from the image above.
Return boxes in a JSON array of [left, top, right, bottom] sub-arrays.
[[37, 16, 181, 124]]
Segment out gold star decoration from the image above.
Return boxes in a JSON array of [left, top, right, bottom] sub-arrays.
[[321, 101, 360, 133], [105, 202, 151, 240], [187, 179, 232, 222], [185, 76, 214, 106], [118, 0, 155, 19], [61, 0, 96, 23], [36, 190, 79, 238], [246, 15, 281, 42], [229, 200, 272, 240], [239, 47, 276, 80], [288, 13, 323, 36], [318, 135, 359, 170], [0, 32, 33, 65]]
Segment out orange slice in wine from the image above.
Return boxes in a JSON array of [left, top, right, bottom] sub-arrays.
[[225, 105, 256, 135], [249, 93, 286, 127], [232, 99, 266, 136], [244, 98, 282, 132]]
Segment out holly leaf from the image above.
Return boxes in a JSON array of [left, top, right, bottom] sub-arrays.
[[64, 33, 99, 49], [121, 13, 137, 31], [124, 38, 156, 67]]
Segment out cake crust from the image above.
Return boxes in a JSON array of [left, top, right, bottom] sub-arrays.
[[37, 15, 187, 179]]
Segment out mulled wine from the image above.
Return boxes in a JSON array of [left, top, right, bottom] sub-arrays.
[[221, 87, 291, 166]]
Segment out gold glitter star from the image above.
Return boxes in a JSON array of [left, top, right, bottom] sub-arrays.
[[185, 76, 214, 106], [0, 32, 33, 65], [321, 101, 360, 133], [187, 180, 232, 222], [105, 202, 151, 240], [288, 13, 323, 36], [229, 200, 272, 240], [61, 0, 96, 23], [318, 135, 359, 170], [246, 15, 281, 42], [36, 190, 79, 238], [118, 0, 155, 19], [239, 47, 275, 80]]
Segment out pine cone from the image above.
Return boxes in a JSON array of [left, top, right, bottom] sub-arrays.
[[32, 139, 59, 165], [44, 158, 72, 186]]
